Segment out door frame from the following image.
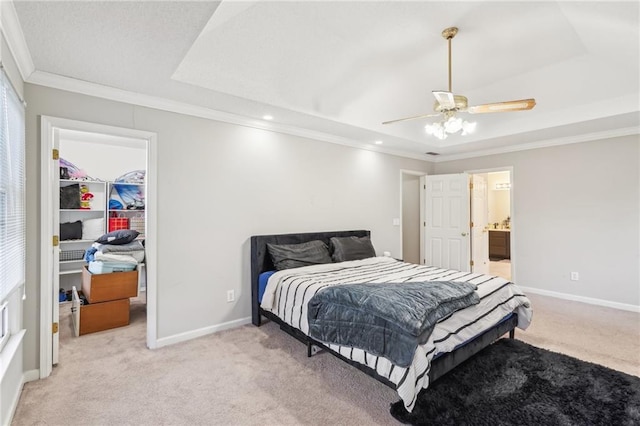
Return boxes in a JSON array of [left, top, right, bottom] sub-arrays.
[[399, 169, 426, 262], [466, 166, 515, 282], [39, 116, 159, 379]]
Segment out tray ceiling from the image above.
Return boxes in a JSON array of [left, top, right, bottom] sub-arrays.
[[11, 1, 640, 160]]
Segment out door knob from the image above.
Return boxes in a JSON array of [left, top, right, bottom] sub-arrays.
[[461, 232, 468, 237]]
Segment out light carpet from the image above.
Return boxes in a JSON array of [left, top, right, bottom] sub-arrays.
[[13, 293, 640, 425]]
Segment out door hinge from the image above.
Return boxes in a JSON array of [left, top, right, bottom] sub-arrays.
[[470, 260, 474, 267], [423, 221, 426, 227], [470, 221, 474, 228], [53, 235, 59, 247], [52, 322, 59, 334], [469, 182, 473, 190], [52, 149, 59, 160]]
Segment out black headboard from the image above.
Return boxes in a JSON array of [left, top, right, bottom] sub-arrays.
[[250, 229, 370, 326]]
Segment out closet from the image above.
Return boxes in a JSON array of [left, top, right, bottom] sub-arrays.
[[57, 133, 146, 336]]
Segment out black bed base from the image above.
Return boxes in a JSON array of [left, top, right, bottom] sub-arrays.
[[260, 308, 518, 390]]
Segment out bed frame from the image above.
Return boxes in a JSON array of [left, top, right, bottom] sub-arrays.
[[250, 230, 517, 388]]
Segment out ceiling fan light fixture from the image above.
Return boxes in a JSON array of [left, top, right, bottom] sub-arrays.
[[444, 116, 463, 133], [425, 115, 476, 140], [424, 122, 444, 139], [461, 120, 477, 135]]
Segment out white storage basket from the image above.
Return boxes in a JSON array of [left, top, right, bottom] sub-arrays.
[[130, 214, 145, 239]]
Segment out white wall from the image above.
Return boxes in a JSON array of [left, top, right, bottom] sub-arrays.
[[23, 83, 430, 371], [487, 171, 511, 226], [60, 138, 146, 181], [434, 137, 640, 310]]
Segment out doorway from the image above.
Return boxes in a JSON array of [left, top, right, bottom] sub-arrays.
[[40, 116, 158, 379], [467, 169, 513, 281], [400, 170, 424, 263], [419, 168, 514, 281]]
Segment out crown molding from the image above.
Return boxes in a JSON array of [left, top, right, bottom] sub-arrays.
[[27, 70, 430, 161], [0, 1, 35, 80], [430, 126, 640, 163], [25, 71, 640, 164]]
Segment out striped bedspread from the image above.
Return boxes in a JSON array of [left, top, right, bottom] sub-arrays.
[[261, 256, 532, 412]]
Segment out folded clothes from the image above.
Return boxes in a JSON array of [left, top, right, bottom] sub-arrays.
[[84, 246, 98, 263], [88, 261, 137, 274], [95, 251, 144, 264]]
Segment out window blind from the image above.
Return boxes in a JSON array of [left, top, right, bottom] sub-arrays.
[[0, 69, 25, 303]]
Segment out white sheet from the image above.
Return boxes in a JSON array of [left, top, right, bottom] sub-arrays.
[[261, 256, 532, 411]]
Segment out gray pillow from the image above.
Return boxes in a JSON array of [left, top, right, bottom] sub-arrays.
[[95, 229, 140, 245], [330, 236, 376, 262], [267, 240, 332, 271], [60, 184, 80, 209], [60, 221, 82, 241]]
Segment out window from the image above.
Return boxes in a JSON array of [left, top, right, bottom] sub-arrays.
[[0, 68, 25, 351], [0, 302, 8, 351]]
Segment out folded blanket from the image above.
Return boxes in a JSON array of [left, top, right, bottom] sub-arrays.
[[307, 281, 479, 367], [94, 251, 144, 264], [92, 240, 144, 253], [88, 261, 137, 274]]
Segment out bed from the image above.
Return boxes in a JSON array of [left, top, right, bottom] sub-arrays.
[[250, 230, 532, 412]]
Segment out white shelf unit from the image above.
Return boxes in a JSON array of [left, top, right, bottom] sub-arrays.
[[107, 182, 146, 239], [58, 180, 108, 295], [57, 180, 147, 298], [108, 181, 147, 292]]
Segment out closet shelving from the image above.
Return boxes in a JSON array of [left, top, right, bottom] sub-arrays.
[[59, 180, 107, 277], [58, 179, 146, 295], [107, 182, 146, 238]]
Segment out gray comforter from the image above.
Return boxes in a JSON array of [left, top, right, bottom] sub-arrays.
[[307, 281, 480, 367]]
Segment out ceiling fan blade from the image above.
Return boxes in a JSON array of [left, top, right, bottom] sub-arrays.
[[433, 91, 456, 110], [382, 112, 441, 125], [466, 98, 536, 114]]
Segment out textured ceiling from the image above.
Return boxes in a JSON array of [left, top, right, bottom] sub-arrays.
[[12, 1, 640, 159]]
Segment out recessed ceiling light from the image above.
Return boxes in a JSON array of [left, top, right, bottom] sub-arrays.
[[262, 115, 273, 121], [374, 140, 383, 145]]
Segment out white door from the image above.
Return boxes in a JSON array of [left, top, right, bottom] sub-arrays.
[[424, 173, 470, 271], [471, 174, 490, 275]]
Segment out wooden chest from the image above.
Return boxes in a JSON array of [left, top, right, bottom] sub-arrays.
[[71, 287, 130, 336], [81, 265, 138, 303]]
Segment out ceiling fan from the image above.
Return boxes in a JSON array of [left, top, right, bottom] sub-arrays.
[[382, 27, 536, 139]]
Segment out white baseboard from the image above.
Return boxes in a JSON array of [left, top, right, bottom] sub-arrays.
[[0, 330, 26, 426], [22, 369, 39, 383], [519, 286, 640, 313], [3, 371, 37, 426], [154, 316, 252, 349]]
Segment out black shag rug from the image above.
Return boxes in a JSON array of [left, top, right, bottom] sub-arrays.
[[390, 338, 640, 425]]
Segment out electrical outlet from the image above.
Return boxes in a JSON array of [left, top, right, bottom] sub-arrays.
[[226, 290, 235, 302], [570, 272, 579, 281]]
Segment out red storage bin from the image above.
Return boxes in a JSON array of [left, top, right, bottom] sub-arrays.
[[108, 216, 129, 232]]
